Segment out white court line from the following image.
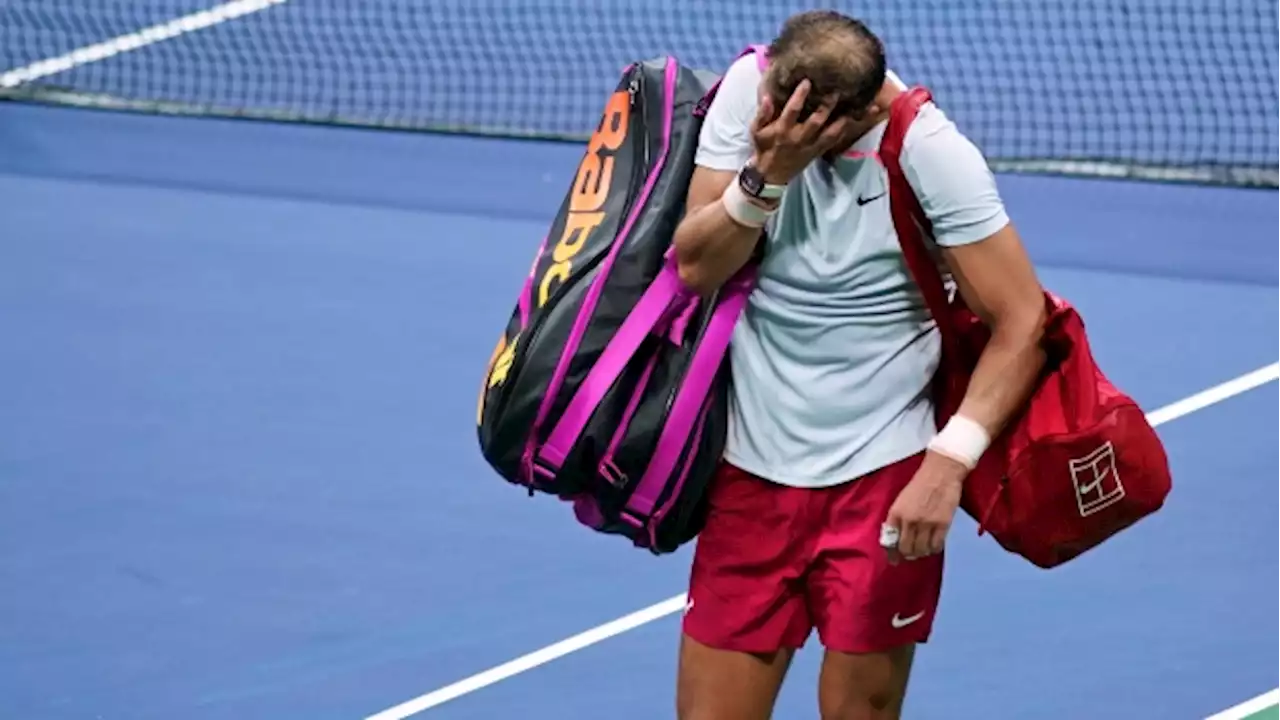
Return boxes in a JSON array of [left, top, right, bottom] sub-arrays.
[[0, 0, 290, 89], [1204, 688, 1280, 720], [1145, 363, 1280, 426], [367, 361, 1280, 720]]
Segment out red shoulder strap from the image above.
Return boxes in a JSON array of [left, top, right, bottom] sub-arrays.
[[877, 87, 959, 353]]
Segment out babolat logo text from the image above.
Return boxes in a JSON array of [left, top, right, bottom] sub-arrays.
[[537, 90, 631, 307], [479, 89, 632, 415]]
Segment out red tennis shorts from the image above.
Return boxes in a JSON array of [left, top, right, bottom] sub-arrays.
[[682, 453, 943, 654]]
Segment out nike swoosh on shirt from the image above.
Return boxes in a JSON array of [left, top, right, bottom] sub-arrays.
[[856, 191, 886, 206]]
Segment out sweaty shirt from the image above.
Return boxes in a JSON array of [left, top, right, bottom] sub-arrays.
[[695, 54, 1010, 489]]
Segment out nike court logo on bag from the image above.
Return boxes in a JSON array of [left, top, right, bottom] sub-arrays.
[[1077, 477, 1105, 496], [891, 611, 926, 629]]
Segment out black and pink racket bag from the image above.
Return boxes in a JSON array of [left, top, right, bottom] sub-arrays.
[[476, 48, 766, 554]]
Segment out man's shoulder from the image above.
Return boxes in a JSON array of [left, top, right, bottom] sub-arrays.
[[714, 52, 765, 103], [899, 101, 988, 175], [726, 50, 767, 81], [693, 51, 764, 167], [895, 95, 1008, 247], [902, 102, 965, 150]]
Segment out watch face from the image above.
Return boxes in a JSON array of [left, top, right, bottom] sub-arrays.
[[739, 166, 765, 197]]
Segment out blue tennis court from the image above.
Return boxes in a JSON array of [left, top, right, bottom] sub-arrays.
[[1, 2, 1277, 719]]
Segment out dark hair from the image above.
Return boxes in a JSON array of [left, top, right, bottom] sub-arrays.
[[765, 11, 887, 122]]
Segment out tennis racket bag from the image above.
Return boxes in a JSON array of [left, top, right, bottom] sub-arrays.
[[879, 87, 1173, 568], [476, 48, 766, 554]]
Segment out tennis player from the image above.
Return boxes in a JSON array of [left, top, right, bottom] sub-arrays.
[[672, 11, 1047, 719]]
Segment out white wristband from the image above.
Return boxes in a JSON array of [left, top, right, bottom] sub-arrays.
[[721, 180, 774, 229], [926, 414, 991, 470]]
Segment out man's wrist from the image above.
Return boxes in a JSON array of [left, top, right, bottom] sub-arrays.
[[737, 162, 787, 205], [721, 180, 776, 229], [926, 414, 991, 472], [922, 449, 972, 483], [747, 154, 792, 187]]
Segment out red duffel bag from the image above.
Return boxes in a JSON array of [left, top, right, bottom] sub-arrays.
[[879, 87, 1173, 569]]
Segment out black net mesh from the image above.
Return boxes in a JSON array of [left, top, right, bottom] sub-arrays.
[[3, 0, 1276, 185]]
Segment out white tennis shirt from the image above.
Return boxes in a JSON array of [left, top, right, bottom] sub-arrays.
[[696, 54, 1011, 488]]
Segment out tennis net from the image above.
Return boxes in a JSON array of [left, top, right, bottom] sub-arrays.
[[2, 0, 1276, 186]]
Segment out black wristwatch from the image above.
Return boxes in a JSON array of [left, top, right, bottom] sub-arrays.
[[738, 163, 788, 201]]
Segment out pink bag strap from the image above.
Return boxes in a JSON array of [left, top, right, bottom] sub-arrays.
[[696, 44, 769, 117], [750, 44, 769, 71]]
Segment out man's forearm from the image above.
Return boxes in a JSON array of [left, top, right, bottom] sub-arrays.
[[672, 199, 766, 294], [955, 316, 1046, 437]]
